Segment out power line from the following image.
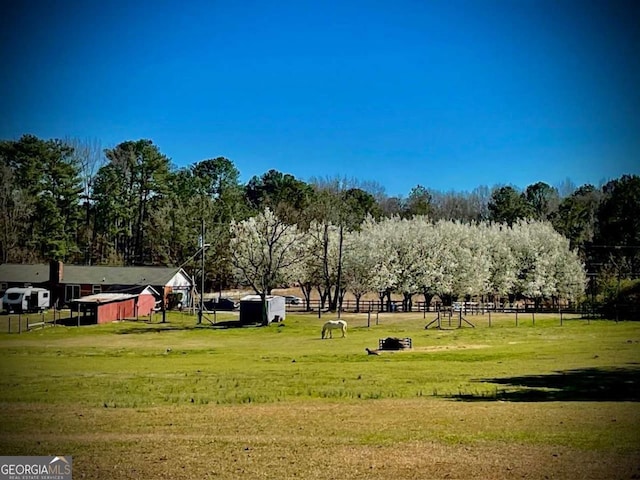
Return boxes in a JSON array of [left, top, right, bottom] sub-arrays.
[[586, 244, 640, 249]]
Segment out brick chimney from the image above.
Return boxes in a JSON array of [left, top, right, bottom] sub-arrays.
[[49, 260, 63, 284], [49, 260, 64, 308]]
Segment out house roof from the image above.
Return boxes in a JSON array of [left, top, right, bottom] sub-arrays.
[[0, 264, 50, 284], [62, 266, 188, 286], [0, 264, 191, 287]]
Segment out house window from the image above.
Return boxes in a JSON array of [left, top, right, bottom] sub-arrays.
[[65, 285, 80, 302], [92, 285, 101, 294]]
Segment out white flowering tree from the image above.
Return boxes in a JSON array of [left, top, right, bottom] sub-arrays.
[[429, 220, 462, 305], [386, 216, 428, 311], [296, 220, 343, 310], [339, 216, 585, 312], [359, 216, 419, 311], [554, 247, 587, 305], [484, 222, 518, 303], [447, 221, 491, 300], [412, 216, 441, 310], [507, 220, 586, 307], [357, 216, 398, 310], [230, 208, 308, 322], [342, 228, 376, 312]]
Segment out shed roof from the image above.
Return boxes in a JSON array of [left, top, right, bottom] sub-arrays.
[[240, 295, 282, 302]]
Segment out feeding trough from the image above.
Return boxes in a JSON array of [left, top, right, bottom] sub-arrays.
[[378, 337, 412, 350]]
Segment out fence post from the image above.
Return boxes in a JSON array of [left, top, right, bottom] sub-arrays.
[[318, 304, 321, 319], [376, 310, 379, 325], [488, 310, 491, 327], [532, 311, 535, 326], [515, 306, 518, 327], [18, 314, 22, 334], [8, 316, 11, 334], [559, 307, 563, 326], [367, 310, 371, 328]]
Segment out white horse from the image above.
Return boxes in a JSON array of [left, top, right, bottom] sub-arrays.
[[321, 320, 347, 339]]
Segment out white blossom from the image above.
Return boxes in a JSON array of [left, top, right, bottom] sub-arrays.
[[229, 208, 308, 295]]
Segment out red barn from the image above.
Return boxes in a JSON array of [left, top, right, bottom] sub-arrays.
[[70, 286, 159, 324]]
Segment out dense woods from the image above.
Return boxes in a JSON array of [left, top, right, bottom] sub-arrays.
[[1, 134, 638, 310]]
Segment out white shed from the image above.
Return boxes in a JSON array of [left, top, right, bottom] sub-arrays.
[[239, 295, 286, 325]]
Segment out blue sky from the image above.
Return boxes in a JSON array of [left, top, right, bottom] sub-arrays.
[[1, 0, 638, 196]]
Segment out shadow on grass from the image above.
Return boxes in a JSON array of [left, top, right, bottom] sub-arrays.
[[451, 366, 640, 402], [56, 316, 98, 327], [116, 325, 206, 334], [114, 320, 266, 334]]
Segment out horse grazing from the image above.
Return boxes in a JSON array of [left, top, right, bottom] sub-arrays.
[[321, 320, 347, 339]]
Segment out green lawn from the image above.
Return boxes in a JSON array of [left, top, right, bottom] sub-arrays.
[[0, 311, 638, 479]]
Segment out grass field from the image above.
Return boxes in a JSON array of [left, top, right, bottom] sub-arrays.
[[0, 311, 639, 479]]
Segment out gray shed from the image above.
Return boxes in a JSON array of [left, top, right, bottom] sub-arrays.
[[239, 295, 286, 325]]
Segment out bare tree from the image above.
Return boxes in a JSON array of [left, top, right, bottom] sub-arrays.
[[0, 164, 33, 262], [66, 137, 104, 263]]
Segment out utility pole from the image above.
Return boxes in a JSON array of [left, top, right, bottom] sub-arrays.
[[335, 223, 344, 318], [198, 219, 205, 325]]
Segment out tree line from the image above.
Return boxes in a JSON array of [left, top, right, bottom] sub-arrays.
[[231, 211, 586, 315], [1, 134, 638, 308]]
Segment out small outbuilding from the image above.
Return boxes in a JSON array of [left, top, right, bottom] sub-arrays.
[[239, 295, 286, 325], [70, 285, 159, 324]]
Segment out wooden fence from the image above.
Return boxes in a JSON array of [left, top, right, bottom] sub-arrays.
[[285, 299, 588, 316]]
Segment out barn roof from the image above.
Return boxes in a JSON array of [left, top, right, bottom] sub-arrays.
[[71, 285, 159, 304], [72, 292, 137, 304]]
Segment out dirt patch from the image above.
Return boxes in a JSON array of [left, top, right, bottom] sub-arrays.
[[413, 344, 491, 352], [1, 400, 638, 480]]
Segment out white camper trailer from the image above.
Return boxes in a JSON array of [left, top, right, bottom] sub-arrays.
[[1, 287, 50, 313]]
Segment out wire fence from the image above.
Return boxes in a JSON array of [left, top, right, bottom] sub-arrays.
[[2, 300, 636, 333]]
